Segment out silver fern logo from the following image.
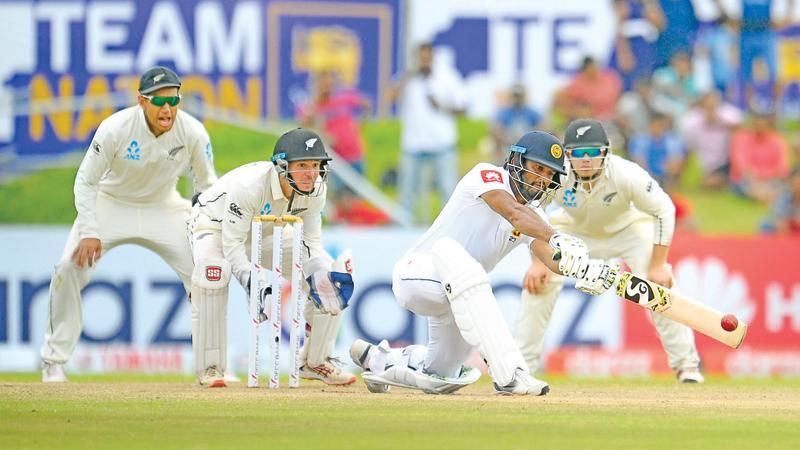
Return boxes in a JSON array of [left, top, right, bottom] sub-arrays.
[[576, 125, 591, 138]]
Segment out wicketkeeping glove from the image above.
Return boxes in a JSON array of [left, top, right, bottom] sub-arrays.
[[304, 251, 355, 315], [245, 274, 270, 323]]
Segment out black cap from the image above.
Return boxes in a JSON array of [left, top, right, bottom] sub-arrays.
[[563, 118, 609, 149], [138, 66, 182, 94], [272, 128, 332, 163]]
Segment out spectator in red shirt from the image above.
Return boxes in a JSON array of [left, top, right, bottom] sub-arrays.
[[553, 56, 623, 122], [729, 110, 791, 203], [298, 71, 372, 174]]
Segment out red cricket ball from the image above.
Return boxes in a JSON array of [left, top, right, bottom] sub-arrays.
[[721, 314, 739, 332]]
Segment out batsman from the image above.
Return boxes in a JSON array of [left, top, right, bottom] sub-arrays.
[[351, 131, 617, 395], [514, 118, 703, 383], [188, 128, 356, 387]]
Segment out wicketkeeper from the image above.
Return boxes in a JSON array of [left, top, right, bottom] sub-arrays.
[[40, 67, 218, 382], [188, 128, 356, 387], [514, 118, 703, 383]]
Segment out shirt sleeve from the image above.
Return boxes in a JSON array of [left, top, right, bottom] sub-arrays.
[[73, 121, 116, 240], [221, 178, 260, 288], [465, 164, 509, 199], [188, 122, 218, 194], [626, 163, 676, 246]]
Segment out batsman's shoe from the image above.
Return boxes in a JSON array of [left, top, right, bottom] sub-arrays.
[[300, 358, 357, 386], [199, 365, 227, 388], [677, 367, 705, 384], [350, 338, 377, 369], [493, 368, 550, 396], [42, 362, 67, 383]]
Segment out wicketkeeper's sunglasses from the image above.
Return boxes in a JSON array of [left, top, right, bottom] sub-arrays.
[[142, 94, 181, 107], [569, 147, 604, 158]]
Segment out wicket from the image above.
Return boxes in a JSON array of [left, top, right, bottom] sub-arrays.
[[248, 214, 305, 388]]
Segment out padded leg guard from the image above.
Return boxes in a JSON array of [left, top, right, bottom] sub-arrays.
[[360, 344, 480, 395], [302, 300, 343, 367], [431, 237, 530, 387], [191, 258, 231, 377]]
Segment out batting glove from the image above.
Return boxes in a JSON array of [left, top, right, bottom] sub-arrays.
[[549, 233, 590, 278], [575, 260, 619, 296]]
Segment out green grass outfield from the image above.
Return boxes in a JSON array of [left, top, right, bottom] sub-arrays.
[[0, 119, 770, 234], [2, 373, 798, 449]]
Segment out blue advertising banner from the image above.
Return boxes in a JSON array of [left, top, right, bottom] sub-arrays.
[[0, 0, 402, 157]]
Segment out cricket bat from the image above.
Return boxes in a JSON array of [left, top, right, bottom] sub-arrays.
[[612, 271, 748, 349]]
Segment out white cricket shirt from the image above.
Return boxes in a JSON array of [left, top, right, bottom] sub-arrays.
[[193, 161, 328, 287], [551, 155, 675, 245], [74, 106, 217, 239], [408, 163, 547, 273]]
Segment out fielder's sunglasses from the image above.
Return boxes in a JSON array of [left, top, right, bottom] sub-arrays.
[[569, 147, 604, 158], [142, 94, 181, 107]]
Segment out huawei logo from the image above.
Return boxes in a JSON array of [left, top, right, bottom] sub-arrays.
[[673, 257, 756, 324], [576, 126, 591, 138]]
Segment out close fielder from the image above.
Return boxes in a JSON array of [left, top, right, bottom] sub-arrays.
[[350, 131, 617, 395], [188, 128, 356, 387], [41, 67, 217, 382], [514, 118, 703, 383]]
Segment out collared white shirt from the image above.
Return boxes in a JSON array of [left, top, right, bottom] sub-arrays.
[[550, 155, 675, 245], [74, 106, 217, 239], [408, 163, 547, 273], [194, 161, 327, 286]]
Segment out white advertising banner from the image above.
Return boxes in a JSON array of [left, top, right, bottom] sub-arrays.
[[406, 0, 616, 116], [0, 225, 622, 374]]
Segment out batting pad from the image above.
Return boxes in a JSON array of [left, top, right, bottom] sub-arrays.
[[431, 237, 529, 387], [191, 258, 231, 376], [302, 300, 342, 367]]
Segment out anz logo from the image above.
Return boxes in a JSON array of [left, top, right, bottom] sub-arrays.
[[563, 189, 577, 208], [124, 140, 141, 160]]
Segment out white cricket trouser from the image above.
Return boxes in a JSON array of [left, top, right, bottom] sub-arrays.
[[515, 218, 701, 372], [41, 192, 193, 364], [391, 252, 475, 379]]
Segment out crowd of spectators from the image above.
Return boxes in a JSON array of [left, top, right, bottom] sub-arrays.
[[296, 0, 799, 234]]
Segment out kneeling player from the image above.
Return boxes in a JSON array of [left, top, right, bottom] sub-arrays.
[[188, 128, 356, 387], [350, 131, 616, 395]]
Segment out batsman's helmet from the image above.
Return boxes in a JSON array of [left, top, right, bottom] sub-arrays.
[[505, 131, 567, 203], [271, 128, 331, 196], [562, 118, 609, 150]]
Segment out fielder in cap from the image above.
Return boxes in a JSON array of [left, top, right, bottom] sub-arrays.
[[350, 131, 618, 395], [188, 128, 356, 387], [514, 118, 703, 383], [41, 66, 218, 382]]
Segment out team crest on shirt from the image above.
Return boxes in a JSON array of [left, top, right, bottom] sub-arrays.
[[167, 145, 184, 160], [563, 189, 577, 208], [480, 170, 503, 184], [602, 192, 618, 206], [508, 229, 521, 243]]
